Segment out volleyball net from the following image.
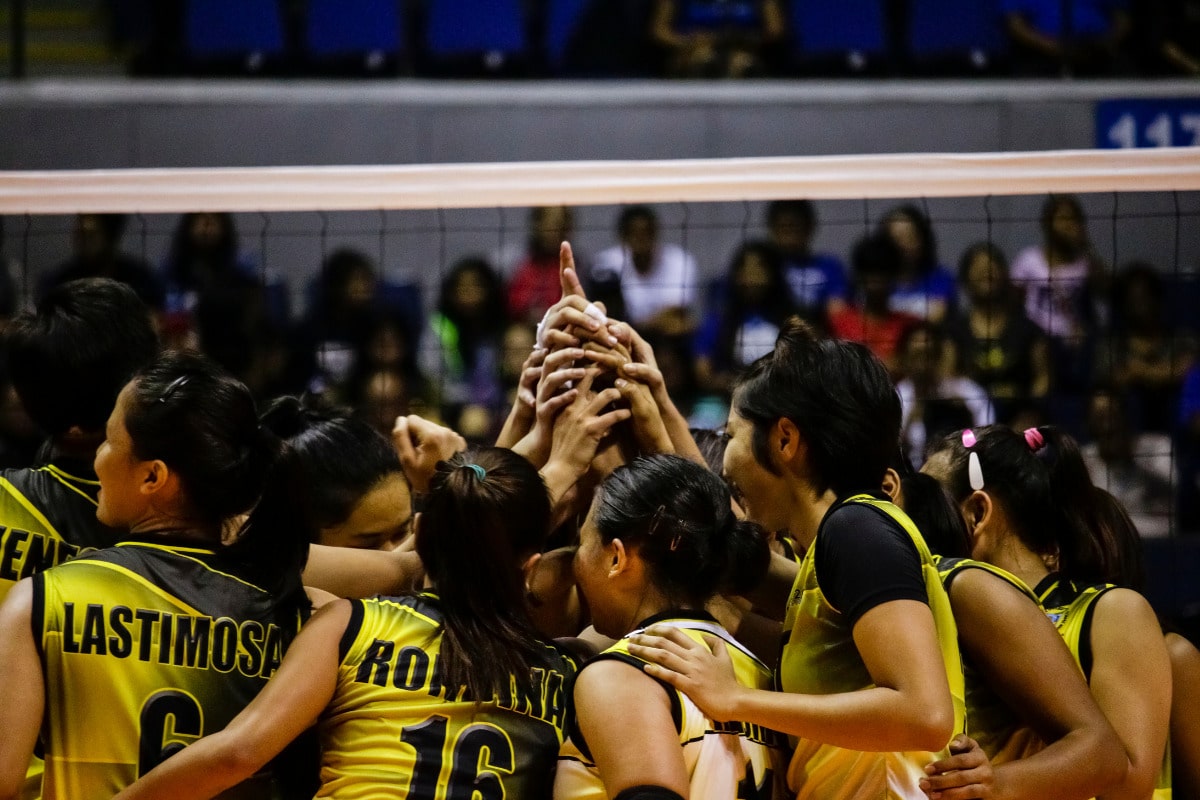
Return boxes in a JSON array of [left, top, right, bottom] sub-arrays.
[[1, 149, 1199, 566]]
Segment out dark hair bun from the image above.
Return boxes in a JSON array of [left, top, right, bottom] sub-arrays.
[[720, 518, 771, 597]]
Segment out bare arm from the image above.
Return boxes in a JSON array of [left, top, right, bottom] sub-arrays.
[[302, 544, 423, 598], [0, 580, 42, 800], [1167, 632, 1200, 800], [115, 600, 351, 800], [567, 659, 691, 797], [922, 570, 1125, 800], [1090, 589, 1172, 800], [631, 599, 955, 753]]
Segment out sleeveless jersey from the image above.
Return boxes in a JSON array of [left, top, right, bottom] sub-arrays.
[[34, 538, 303, 800], [779, 494, 966, 800], [935, 557, 1046, 765], [554, 611, 790, 800], [0, 462, 114, 605], [321, 593, 577, 800], [1, 461, 117, 800], [1035, 576, 1172, 800]]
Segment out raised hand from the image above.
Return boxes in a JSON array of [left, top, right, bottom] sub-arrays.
[[392, 415, 467, 493]]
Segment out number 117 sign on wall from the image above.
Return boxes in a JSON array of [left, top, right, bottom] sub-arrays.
[[1097, 99, 1200, 149]]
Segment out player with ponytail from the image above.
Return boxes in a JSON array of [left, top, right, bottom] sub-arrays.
[[0, 351, 312, 800], [113, 447, 579, 800], [923, 424, 1171, 800]]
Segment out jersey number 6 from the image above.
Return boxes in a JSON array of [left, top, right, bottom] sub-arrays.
[[137, 690, 204, 776]]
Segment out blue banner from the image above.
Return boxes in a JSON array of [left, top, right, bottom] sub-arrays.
[[1096, 98, 1200, 149]]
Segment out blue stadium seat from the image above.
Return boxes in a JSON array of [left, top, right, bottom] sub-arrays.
[[426, 0, 526, 59], [306, 0, 404, 62], [790, 0, 886, 67], [545, 0, 591, 71], [184, 0, 285, 62], [909, 0, 1005, 64]]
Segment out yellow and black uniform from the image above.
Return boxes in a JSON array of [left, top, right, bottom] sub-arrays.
[[323, 592, 577, 800], [1, 460, 116, 800], [555, 611, 790, 800], [935, 557, 1046, 765], [34, 537, 304, 800], [1035, 575, 1172, 800], [780, 493, 966, 800], [0, 460, 114, 606]]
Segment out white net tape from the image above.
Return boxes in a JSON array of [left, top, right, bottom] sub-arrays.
[[1, 147, 1198, 214]]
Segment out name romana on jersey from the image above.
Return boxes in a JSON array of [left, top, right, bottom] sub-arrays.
[[355, 641, 570, 729], [55, 602, 287, 679]]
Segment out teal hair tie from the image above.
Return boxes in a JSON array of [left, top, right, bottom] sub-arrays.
[[466, 463, 487, 481]]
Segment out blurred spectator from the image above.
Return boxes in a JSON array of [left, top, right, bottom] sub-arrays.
[[348, 311, 429, 412], [1081, 385, 1174, 537], [507, 205, 575, 324], [879, 205, 956, 324], [349, 367, 413, 438], [1003, 0, 1132, 75], [500, 321, 537, 405], [40, 213, 164, 311], [1011, 195, 1108, 387], [828, 233, 920, 374], [695, 241, 795, 395], [947, 242, 1051, 422], [295, 248, 422, 397], [766, 199, 848, 317], [1145, 0, 1200, 74], [422, 257, 508, 438], [896, 322, 995, 468], [650, 0, 786, 77], [1095, 263, 1196, 432], [589, 206, 699, 337], [162, 213, 287, 389]]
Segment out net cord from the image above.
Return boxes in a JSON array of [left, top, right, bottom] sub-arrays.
[[0, 148, 1197, 215]]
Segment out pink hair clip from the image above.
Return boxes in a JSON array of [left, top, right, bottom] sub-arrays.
[[962, 429, 984, 491], [1024, 427, 1046, 452]]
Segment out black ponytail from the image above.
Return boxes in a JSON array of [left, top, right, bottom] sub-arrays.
[[261, 395, 404, 535], [124, 352, 310, 602], [416, 447, 551, 702], [928, 425, 1058, 561], [1033, 426, 1119, 585], [927, 424, 1112, 583], [594, 454, 770, 606], [899, 472, 971, 559]]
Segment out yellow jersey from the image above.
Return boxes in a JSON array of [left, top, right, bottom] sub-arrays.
[[935, 557, 1046, 765], [1, 460, 117, 800], [1035, 576, 1171, 800], [555, 611, 790, 800], [779, 494, 966, 800], [34, 537, 305, 800], [321, 592, 578, 800]]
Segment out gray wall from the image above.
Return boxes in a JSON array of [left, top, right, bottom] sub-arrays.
[[1, 79, 1198, 312]]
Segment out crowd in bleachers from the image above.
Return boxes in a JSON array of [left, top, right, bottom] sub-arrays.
[[109, 0, 1200, 78], [1, 197, 1197, 535]]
